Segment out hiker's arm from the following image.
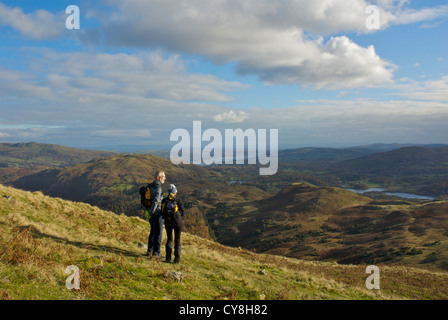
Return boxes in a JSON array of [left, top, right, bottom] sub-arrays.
[[178, 199, 185, 216], [149, 184, 162, 214]]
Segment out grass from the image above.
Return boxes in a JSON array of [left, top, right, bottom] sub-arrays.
[[1, 184, 448, 300]]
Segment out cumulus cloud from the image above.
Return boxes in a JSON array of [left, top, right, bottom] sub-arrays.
[[90, 0, 446, 89], [213, 110, 249, 124], [0, 2, 64, 40]]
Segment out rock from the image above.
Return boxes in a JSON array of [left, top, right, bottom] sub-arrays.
[[164, 271, 184, 283], [0, 277, 11, 283], [138, 242, 147, 249], [219, 286, 233, 291]]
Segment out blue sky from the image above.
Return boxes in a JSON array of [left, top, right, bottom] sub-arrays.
[[0, 0, 447, 150]]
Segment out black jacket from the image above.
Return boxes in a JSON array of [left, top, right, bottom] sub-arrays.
[[161, 196, 185, 220]]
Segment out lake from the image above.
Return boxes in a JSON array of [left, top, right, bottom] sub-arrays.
[[346, 187, 436, 200]]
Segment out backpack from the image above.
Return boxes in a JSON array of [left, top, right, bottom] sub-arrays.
[[162, 199, 179, 219], [139, 183, 153, 209]]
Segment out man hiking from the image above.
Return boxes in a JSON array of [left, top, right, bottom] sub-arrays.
[[144, 170, 166, 258], [161, 184, 185, 264]]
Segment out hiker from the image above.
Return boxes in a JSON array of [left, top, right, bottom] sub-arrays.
[[145, 170, 166, 258], [162, 184, 185, 264]]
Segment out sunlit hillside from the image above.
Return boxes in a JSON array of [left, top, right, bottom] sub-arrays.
[[1, 184, 447, 300]]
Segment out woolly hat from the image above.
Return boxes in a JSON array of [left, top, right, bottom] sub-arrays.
[[167, 184, 177, 194]]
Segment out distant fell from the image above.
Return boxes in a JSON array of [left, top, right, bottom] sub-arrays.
[[12, 153, 222, 203], [328, 146, 448, 196], [0, 142, 114, 168]]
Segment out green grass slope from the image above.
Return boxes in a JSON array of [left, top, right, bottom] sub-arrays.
[[1, 184, 448, 300]]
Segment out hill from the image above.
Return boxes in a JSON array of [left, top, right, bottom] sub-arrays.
[[10, 153, 230, 239], [0, 142, 115, 187], [1, 183, 448, 300], [11, 153, 225, 202], [0, 142, 114, 168], [279, 144, 448, 163], [252, 145, 448, 198], [279, 147, 373, 163], [205, 183, 448, 270], [328, 147, 448, 196]]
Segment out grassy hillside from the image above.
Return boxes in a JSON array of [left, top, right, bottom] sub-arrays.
[[1, 184, 448, 300], [206, 183, 448, 270]]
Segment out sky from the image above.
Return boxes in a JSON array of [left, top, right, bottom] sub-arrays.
[[0, 0, 447, 151]]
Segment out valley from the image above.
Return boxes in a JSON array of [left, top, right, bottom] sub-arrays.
[[1, 142, 448, 273]]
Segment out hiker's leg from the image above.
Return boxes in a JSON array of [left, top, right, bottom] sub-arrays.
[[165, 220, 174, 262], [153, 215, 163, 257], [173, 217, 183, 263], [147, 216, 154, 254]]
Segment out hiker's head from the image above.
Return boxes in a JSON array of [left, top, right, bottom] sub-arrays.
[[155, 170, 166, 184], [168, 184, 177, 195]]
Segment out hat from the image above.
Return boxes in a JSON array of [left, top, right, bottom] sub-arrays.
[[168, 184, 177, 194]]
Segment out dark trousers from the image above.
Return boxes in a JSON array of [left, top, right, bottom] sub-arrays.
[[148, 214, 163, 257], [165, 216, 182, 262]]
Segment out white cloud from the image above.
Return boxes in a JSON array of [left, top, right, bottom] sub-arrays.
[[391, 5, 448, 26], [0, 49, 246, 147], [1, 49, 247, 104], [242, 98, 448, 146], [0, 132, 11, 139], [213, 110, 249, 124], [0, 127, 49, 140], [0, 3, 64, 40], [92, 0, 446, 89], [395, 76, 448, 102], [2, 52, 448, 147]]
